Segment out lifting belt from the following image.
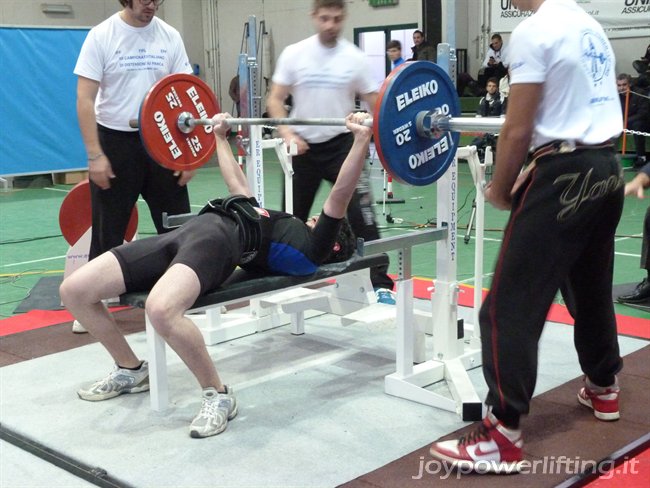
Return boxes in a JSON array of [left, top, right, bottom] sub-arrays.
[[199, 195, 262, 264]]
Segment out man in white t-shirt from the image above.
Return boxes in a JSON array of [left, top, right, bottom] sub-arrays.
[[73, 0, 195, 331], [430, 0, 624, 473], [266, 0, 395, 303]]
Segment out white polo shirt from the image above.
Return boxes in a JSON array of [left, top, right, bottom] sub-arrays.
[[272, 35, 377, 143], [74, 13, 192, 132], [507, 0, 622, 148]]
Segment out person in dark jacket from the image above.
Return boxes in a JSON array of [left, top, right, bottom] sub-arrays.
[[410, 30, 435, 62], [477, 77, 506, 117]]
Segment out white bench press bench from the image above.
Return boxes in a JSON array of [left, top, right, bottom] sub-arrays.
[[120, 253, 389, 411]]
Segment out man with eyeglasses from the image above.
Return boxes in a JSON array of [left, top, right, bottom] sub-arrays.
[[72, 0, 194, 334]]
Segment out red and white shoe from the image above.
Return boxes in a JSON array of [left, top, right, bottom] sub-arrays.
[[577, 381, 620, 421], [429, 411, 524, 474]]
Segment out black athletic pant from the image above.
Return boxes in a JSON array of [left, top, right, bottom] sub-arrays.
[[90, 125, 191, 259], [479, 146, 624, 427], [287, 132, 393, 290], [627, 117, 649, 160]]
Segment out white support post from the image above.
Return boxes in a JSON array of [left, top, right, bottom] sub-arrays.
[[384, 148, 484, 421], [291, 312, 305, 335], [275, 139, 295, 215], [432, 153, 461, 360], [470, 146, 491, 347], [246, 125, 265, 207], [395, 279, 414, 377], [146, 314, 168, 412]]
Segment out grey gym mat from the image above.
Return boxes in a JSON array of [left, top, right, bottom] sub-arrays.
[[1, 310, 648, 488], [13, 276, 64, 313]]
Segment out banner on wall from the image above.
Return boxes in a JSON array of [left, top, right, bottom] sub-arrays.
[[491, 0, 650, 38], [0, 27, 89, 177]]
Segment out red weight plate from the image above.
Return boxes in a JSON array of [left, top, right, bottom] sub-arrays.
[[373, 62, 409, 182], [139, 74, 220, 171], [59, 180, 138, 246], [124, 204, 138, 243], [59, 180, 91, 246]]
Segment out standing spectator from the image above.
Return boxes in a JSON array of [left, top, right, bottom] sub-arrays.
[[410, 30, 436, 62], [617, 162, 650, 304], [480, 33, 508, 86], [266, 0, 395, 303], [386, 40, 405, 71], [430, 0, 624, 473], [617, 73, 650, 168], [228, 75, 241, 116], [73, 0, 195, 333], [476, 77, 505, 117]]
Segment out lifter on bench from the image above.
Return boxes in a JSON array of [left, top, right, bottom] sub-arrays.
[[60, 112, 375, 438]]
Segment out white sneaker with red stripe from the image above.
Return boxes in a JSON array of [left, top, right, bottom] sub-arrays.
[[429, 411, 524, 474], [577, 379, 620, 421]]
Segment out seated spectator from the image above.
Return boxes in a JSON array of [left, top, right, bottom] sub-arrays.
[[617, 73, 650, 168], [479, 33, 508, 87], [410, 30, 436, 62], [386, 40, 405, 71], [476, 77, 505, 117]]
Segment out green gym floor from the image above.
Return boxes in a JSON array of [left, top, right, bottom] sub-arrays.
[[0, 139, 647, 321]]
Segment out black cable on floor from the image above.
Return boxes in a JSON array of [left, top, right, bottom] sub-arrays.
[[0, 235, 62, 245], [0, 423, 138, 488]]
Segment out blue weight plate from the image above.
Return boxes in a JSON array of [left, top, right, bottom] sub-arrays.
[[373, 61, 460, 186]]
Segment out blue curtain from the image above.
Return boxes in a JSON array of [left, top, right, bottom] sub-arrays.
[[0, 27, 89, 176]]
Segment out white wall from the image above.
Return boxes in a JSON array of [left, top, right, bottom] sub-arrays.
[[0, 0, 119, 26], [210, 0, 422, 114]]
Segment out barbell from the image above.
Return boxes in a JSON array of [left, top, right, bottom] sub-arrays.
[[133, 61, 504, 186]]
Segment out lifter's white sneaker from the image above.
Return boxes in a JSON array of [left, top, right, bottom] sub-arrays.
[[78, 361, 149, 401], [72, 320, 87, 334], [189, 386, 238, 438]]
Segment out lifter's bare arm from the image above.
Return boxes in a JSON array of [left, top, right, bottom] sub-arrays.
[[322, 112, 373, 219], [211, 114, 253, 197]]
